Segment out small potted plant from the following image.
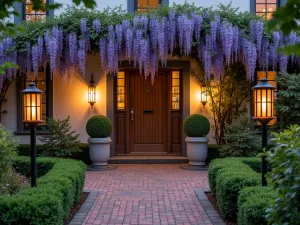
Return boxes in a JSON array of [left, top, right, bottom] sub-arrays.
[[86, 115, 113, 168], [184, 114, 210, 166]]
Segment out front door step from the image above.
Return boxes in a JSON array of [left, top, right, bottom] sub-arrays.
[[108, 156, 188, 164]]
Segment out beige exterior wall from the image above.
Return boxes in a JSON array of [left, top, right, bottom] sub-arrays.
[[189, 61, 216, 144], [1, 54, 107, 144]]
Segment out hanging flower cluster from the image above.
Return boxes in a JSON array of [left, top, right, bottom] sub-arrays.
[[1, 8, 300, 89]]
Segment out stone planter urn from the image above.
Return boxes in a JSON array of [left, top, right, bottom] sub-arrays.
[[183, 114, 210, 167], [86, 115, 115, 169]]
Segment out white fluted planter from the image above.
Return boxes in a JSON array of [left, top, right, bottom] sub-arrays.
[[185, 137, 208, 166], [88, 137, 112, 167]]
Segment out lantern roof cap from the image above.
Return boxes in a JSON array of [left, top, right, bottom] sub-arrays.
[[252, 78, 275, 90], [21, 82, 43, 94]]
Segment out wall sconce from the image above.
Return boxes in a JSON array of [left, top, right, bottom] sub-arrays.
[[201, 84, 208, 107], [88, 74, 96, 108]]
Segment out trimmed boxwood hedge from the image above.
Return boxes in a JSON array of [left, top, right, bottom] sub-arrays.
[[0, 156, 86, 225], [208, 158, 263, 221], [238, 186, 276, 225]]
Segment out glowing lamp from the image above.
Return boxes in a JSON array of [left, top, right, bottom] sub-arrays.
[[21, 82, 43, 124], [252, 78, 276, 125], [88, 74, 96, 108], [201, 84, 208, 107], [252, 78, 275, 187]]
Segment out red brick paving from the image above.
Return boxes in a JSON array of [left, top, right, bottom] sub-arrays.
[[83, 164, 212, 225]]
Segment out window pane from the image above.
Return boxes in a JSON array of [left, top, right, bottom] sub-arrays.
[[266, 4, 276, 13], [256, 4, 267, 12]]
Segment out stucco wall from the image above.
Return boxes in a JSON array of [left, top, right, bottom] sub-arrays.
[[1, 54, 107, 144], [169, 0, 250, 12], [54, 0, 127, 16], [189, 61, 216, 144]]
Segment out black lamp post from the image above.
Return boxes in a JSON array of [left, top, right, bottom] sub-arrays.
[[252, 78, 275, 186], [21, 82, 43, 187]]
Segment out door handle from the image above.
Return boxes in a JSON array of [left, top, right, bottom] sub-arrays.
[[131, 108, 134, 121]]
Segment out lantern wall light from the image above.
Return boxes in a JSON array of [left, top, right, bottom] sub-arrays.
[[252, 78, 276, 186], [201, 84, 208, 107], [88, 74, 96, 108], [21, 82, 43, 188]]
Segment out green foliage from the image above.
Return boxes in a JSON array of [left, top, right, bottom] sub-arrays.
[[208, 158, 262, 220], [86, 115, 113, 138], [275, 73, 300, 129], [192, 61, 252, 144], [219, 115, 261, 157], [239, 158, 261, 173], [208, 158, 247, 195], [268, 0, 300, 56], [266, 125, 300, 225], [39, 116, 81, 157], [206, 144, 222, 164], [0, 125, 19, 182], [0, 169, 29, 196], [238, 186, 276, 225], [184, 114, 210, 137], [0, 156, 86, 225], [215, 167, 260, 220]]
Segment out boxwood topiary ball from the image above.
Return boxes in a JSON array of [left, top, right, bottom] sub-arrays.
[[184, 114, 210, 137], [86, 115, 113, 138]]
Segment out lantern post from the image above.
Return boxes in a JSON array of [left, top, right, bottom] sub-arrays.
[[21, 82, 43, 187], [252, 78, 276, 186], [201, 84, 208, 107]]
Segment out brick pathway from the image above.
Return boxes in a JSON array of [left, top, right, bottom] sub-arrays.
[[83, 164, 212, 225]]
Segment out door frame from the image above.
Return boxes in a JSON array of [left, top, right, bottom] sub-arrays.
[[108, 60, 191, 156]]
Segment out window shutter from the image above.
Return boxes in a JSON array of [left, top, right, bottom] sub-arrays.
[[13, 2, 24, 24]]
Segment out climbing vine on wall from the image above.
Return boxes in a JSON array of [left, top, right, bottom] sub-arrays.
[[0, 3, 299, 89]]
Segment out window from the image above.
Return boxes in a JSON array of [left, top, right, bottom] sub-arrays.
[[255, 0, 278, 20], [135, 0, 161, 12], [25, 0, 47, 21], [117, 71, 126, 110], [171, 71, 180, 110]]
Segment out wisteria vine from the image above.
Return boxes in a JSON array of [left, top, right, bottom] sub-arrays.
[[0, 8, 300, 88]]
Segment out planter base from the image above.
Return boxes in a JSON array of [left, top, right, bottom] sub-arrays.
[[87, 165, 117, 171], [179, 164, 207, 171]]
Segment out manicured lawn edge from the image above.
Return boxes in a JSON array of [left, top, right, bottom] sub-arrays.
[[0, 156, 86, 225]]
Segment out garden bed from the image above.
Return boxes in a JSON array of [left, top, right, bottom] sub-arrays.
[[64, 192, 89, 225], [0, 156, 86, 225]]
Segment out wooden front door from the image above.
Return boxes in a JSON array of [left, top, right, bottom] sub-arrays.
[[129, 71, 168, 153], [114, 70, 182, 155]]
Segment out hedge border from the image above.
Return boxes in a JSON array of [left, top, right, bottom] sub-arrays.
[[208, 157, 274, 223], [0, 156, 86, 225]]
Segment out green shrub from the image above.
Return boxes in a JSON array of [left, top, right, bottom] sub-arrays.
[[238, 186, 276, 225], [0, 125, 19, 182], [239, 158, 261, 173], [0, 157, 86, 225], [0, 169, 29, 195], [208, 158, 246, 195], [39, 116, 81, 157], [86, 115, 113, 138], [266, 125, 300, 225], [183, 114, 210, 137], [206, 144, 222, 164], [219, 115, 261, 157], [216, 168, 260, 220]]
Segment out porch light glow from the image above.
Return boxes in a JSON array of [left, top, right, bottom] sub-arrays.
[[201, 84, 208, 107], [252, 78, 275, 124], [88, 74, 96, 108], [21, 82, 43, 123]]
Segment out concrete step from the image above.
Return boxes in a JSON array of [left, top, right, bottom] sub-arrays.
[[108, 156, 189, 164]]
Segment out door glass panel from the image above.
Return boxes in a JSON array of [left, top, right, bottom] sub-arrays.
[[171, 71, 180, 110], [117, 71, 125, 110]]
